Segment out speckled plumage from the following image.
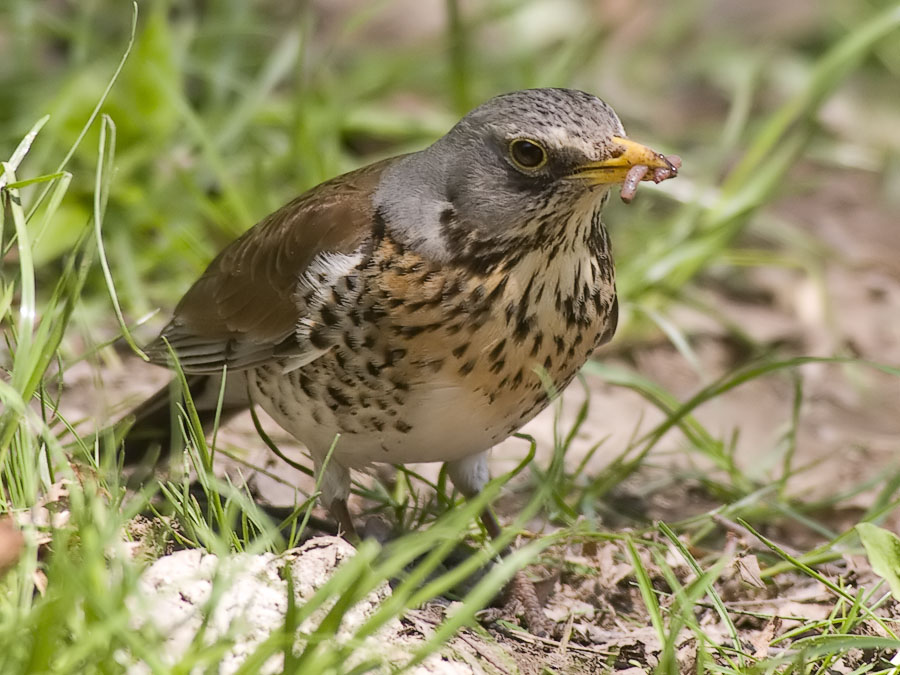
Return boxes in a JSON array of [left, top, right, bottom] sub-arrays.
[[252, 203, 615, 477], [130, 88, 677, 534]]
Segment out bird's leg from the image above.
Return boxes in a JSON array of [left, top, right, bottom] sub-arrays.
[[446, 454, 548, 636], [446, 453, 504, 539], [479, 508, 503, 541], [315, 455, 357, 540]]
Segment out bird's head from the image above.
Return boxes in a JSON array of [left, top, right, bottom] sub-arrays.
[[376, 88, 677, 268]]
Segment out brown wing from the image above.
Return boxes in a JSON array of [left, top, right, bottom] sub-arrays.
[[145, 159, 392, 373]]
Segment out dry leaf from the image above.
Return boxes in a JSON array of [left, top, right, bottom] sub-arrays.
[[751, 617, 781, 658], [736, 553, 766, 589]]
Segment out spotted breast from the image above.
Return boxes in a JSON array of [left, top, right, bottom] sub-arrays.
[[249, 190, 617, 470]]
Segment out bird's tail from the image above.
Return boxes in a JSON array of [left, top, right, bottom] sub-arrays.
[[118, 371, 251, 469]]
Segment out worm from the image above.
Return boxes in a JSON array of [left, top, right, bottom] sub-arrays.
[[619, 154, 682, 203], [653, 154, 682, 183], [620, 164, 649, 203]]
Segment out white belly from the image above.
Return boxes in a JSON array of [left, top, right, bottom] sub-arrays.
[[249, 367, 532, 468]]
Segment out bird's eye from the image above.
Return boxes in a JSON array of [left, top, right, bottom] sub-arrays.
[[509, 139, 548, 171]]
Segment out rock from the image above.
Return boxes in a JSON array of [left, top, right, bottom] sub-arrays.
[[127, 536, 475, 674]]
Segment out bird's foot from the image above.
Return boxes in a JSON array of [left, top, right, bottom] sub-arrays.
[[499, 569, 549, 637]]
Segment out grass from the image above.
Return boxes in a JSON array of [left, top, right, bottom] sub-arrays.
[[2, 0, 900, 672]]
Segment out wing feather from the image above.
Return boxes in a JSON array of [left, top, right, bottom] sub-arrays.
[[145, 159, 391, 373]]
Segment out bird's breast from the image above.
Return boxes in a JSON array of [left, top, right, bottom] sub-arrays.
[[251, 222, 617, 465], [372, 229, 616, 407]]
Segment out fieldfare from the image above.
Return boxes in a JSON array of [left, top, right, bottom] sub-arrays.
[[123, 87, 679, 539]]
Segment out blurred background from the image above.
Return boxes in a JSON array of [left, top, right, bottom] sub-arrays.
[[2, 0, 899, 528]]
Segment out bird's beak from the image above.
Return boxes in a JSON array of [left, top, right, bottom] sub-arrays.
[[568, 136, 677, 184]]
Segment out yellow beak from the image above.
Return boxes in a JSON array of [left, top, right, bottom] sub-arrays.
[[568, 136, 677, 184]]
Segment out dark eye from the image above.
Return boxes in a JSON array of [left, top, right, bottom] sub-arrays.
[[509, 139, 547, 170]]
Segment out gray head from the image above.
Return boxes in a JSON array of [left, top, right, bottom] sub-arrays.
[[376, 88, 670, 269]]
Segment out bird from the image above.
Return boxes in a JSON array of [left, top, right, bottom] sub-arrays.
[[122, 87, 678, 541]]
